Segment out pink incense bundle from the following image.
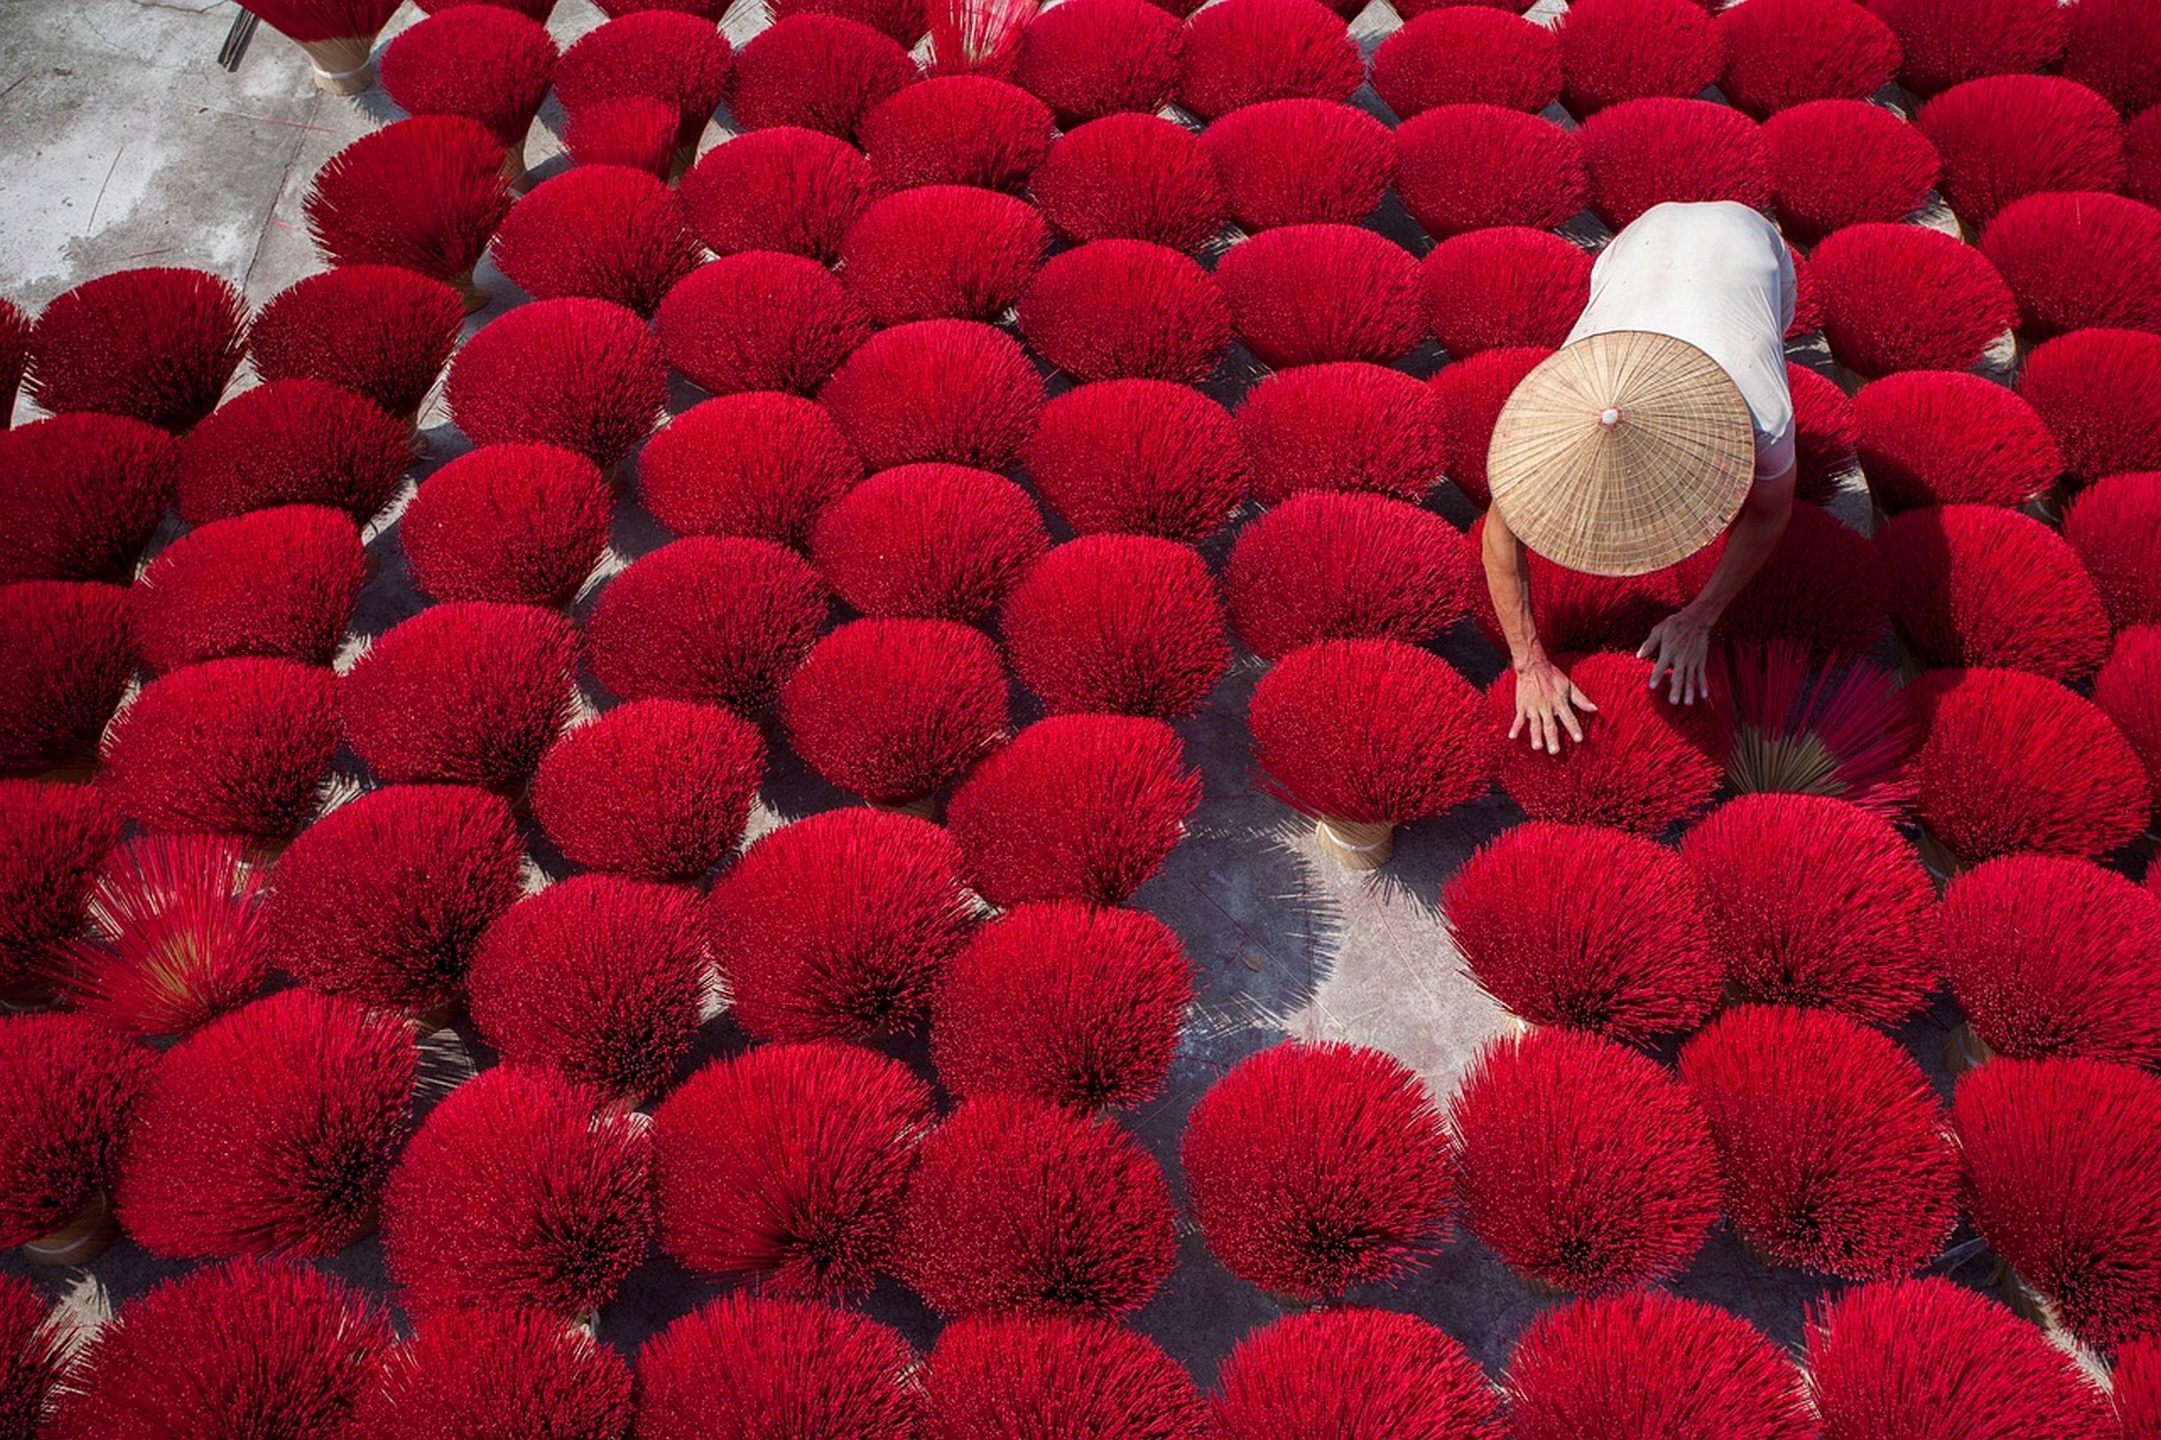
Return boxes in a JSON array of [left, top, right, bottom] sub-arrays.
[[2096, 626, 2161, 820], [563, 96, 679, 179], [1717, 0, 1901, 117], [923, 1315, 1206, 1440], [1941, 855, 2161, 1068], [932, 901, 1190, 1111], [1865, 0, 2065, 96], [1682, 793, 1936, 1023], [555, 11, 732, 155], [247, 266, 465, 424], [1714, 501, 1890, 658], [633, 1295, 918, 1440], [1029, 114, 1224, 252], [488, 165, 698, 317], [0, 581, 132, 778], [1879, 504, 2111, 682], [1430, 345, 1551, 507], [227, 0, 403, 91], [861, 76, 1053, 192], [0, 781, 113, 1005], [2122, 1337, 2161, 1440], [1226, 492, 1471, 660], [1372, 8, 1561, 119], [707, 808, 974, 1042], [1236, 362, 1448, 505], [378, 6, 556, 188], [381, 1064, 651, 1319], [25, 268, 245, 433], [115, 989, 414, 1258], [1213, 223, 1426, 368], [1577, 97, 1771, 229], [0, 1015, 151, 1261], [0, 414, 176, 583], [532, 698, 765, 882], [1811, 222, 2015, 377], [1175, 0, 1360, 123], [1444, 820, 1722, 1042], [416, 0, 558, 19], [0, 299, 25, 428], [1000, 535, 1231, 719], [1394, 103, 1589, 238], [99, 657, 337, 843], [1502, 1291, 1813, 1440], [1450, 1028, 1719, 1292], [944, 713, 1200, 906], [1983, 191, 2161, 339], [1200, 99, 1393, 232], [897, 1093, 1177, 1316], [305, 117, 511, 302], [175, 378, 412, 526], [1469, 520, 1688, 650], [338, 602, 574, 791], [651, 1040, 932, 1294], [820, 319, 1044, 471], [1213, 1308, 1498, 1440], [1025, 380, 1245, 541], [1786, 363, 1859, 503], [837, 185, 1048, 328], [1918, 75, 2125, 229], [678, 126, 874, 262], [130, 506, 364, 672], [809, 464, 1048, 625], [1680, 1004, 1958, 1279], [348, 1309, 632, 1440], [1556, 0, 1724, 116], [399, 443, 613, 607], [2066, 473, 2161, 629], [638, 395, 865, 548], [654, 250, 871, 397], [1183, 1040, 1451, 1302], [2065, 0, 2160, 113], [1852, 369, 2061, 511], [1487, 651, 1723, 834], [1011, 0, 1179, 125], [1016, 240, 1228, 384], [262, 783, 523, 1018], [778, 617, 1008, 810], [728, 14, 913, 139], [445, 297, 667, 470], [774, 0, 927, 41], [1763, 99, 1941, 245], [1419, 227, 1591, 357], [1954, 1055, 2161, 1353], [584, 536, 827, 713], [2020, 328, 2161, 484], [0, 1275, 64, 1429]]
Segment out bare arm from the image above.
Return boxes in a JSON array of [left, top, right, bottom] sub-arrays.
[[1638, 461, 1797, 704], [1482, 507, 1598, 752]]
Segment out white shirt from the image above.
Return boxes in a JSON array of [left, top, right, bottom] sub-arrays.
[[1564, 201, 1797, 482]]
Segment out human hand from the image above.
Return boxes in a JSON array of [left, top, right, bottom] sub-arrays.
[[1509, 657, 1599, 754], [1638, 611, 1713, 706]]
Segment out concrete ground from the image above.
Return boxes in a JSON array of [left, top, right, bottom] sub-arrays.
[[0, 0, 2008, 1394]]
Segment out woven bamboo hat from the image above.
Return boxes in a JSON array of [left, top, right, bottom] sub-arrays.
[[1485, 330, 1755, 577]]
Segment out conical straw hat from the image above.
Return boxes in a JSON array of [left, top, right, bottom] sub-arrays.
[[1485, 330, 1755, 577]]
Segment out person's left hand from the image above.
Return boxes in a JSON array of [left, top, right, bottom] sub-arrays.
[[1638, 610, 1713, 706]]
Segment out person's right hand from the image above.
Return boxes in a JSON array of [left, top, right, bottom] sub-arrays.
[[1509, 657, 1599, 754]]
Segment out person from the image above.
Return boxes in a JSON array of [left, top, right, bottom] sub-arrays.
[[1481, 200, 1799, 753]]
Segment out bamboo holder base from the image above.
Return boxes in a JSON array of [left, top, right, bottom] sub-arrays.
[[1315, 816, 1393, 870], [504, 142, 533, 196], [296, 36, 376, 96], [1943, 1021, 1993, 1077], [1996, 1261, 2058, 1333], [23, 1191, 117, 1267]]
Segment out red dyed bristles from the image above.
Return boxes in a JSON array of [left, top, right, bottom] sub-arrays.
[[228, 0, 400, 41], [44, 1260, 389, 1440], [1718, 500, 1889, 658], [1450, 1028, 1718, 1292], [99, 656, 338, 842], [1430, 346, 1550, 507], [1714, 643, 1914, 817], [775, 0, 929, 46], [1879, 504, 2112, 682], [1419, 227, 1590, 358], [1215, 1308, 1497, 1440], [1680, 1004, 1958, 1279], [0, 1275, 64, 1437], [305, 116, 511, 291], [1011, 0, 1179, 125], [1941, 855, 2161, 1067], [1556, 0, 1724, 116], [640, 396, 864, 551], [679, 126, 875, 263], [657, 252, 869, 399], [261, 783, 522, 1016], [1764, 99, 1941, 245], [1807, 1277, 2119, 1440], [563, 95, 678, 179], [115, 988, 414, 1257], [1487, 651, 1723, 833], [837, 185, 1048, 328], [2096, 625, 2161, 818], [339, 602, 573, 790], [651, 1040, 932, 1294], [2120, 1335, 2161, 1440], [1578, 97, 1772, 229], [445, 297, 666, 468], [1029, 114, 1224, 253], [61, 833, 267, 1037], [1444, 821, 1722, 1042], [925, 0, 1038, 77], [1395, 105, 1588, 240], [1503, 1290, 1813, 1440], [1236, 363, 1447, 506], [1853, 369, 2061, 511], [1016, 240, 1229, 384], [2020, 328, 2161, 485], [584, 536, 827, 713], [349, 1308, 633, 1440], [2067, 0, 2161, 116], [1372, 9, 1561, 119], [809, 464, 1048, 625], [1866, 0, 2066, 96], [130, 506, 363, 672], [708, 807, 974, 1042], [0, 781, 112, 1001], [1983, 191, 2161, 340], [1175, 0, 1360, 123], [0, 1014, 151, 1249], [0, 581, 130, 779], [1227, 493, 1471, 660], [1905, 666, 2149, 862], [417, 0, 557, 17], [0, 300, 26, 430], [25, 268, 245, 433], [1025, 380, 1244, 541], [944, 714, 1200, 907], [861, 76, 1051, 192], [820, 319, 1044, 471], [898, 1093, 1177, 1316], [533, 699, 763, 883], [400, 443, 612, 607], [0, 414, 176, 584], [1812, 222, 2016, 378], [488, 165, 698, 317], [1464, 520, 1686, 654], [1718, 0, 1901, 117], [924, 1313, 1205, 1440], [728, 14, 913, 139], [175, 378, 411, 526], [634, 1294, 919, 1440], [1788, 362, 1859, 503], [1200, 99, 1393, 232], [1000, 535, 1230, 719], [382, 1063, 651, 1319], [247, 265, 464, 421], [1919, 75, 2125, 228], [1954, 1055, 2161, 1353], [554, 11, 732, 150], [1213, 223, 1425, 368], [378, 5, 556, 156]]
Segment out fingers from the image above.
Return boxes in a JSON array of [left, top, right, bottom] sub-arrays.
[[1508, 711, 1525, 742], [1570, 686, 1600, 714], [1635, 634, 1656, 660], [1558, 703, 1585, 745]]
